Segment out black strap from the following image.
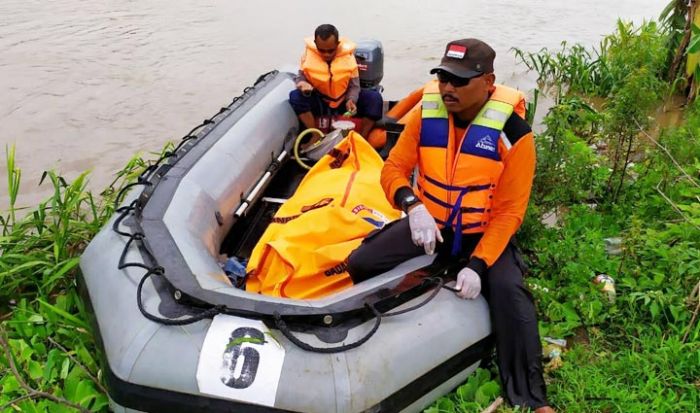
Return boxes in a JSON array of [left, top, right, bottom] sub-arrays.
[[272, 277, 445, 353], [273, 304, 382, 354], [114, 181, 151, 209], [136, 267, 225, 326], [382, 277, 444, 317]]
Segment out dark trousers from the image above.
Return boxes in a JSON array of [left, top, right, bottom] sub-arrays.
[[288, 88, 383, 121], [347, 218, 549, 409]]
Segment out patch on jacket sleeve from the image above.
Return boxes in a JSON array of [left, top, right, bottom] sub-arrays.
[[502, 113, 532, 146]]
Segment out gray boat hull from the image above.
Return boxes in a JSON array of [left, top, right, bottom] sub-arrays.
[[79, 70, 492, 413]]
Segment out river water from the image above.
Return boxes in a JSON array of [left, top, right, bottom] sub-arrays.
[[0, 0, 664, 209]]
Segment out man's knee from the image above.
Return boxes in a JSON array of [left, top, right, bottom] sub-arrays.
[[288, 89, 310, 114], [487, 272, 522, 297], [487, 256, 527, 299], [362, 89, 383, 104], [346, 245, 376, 284], [288, 89, 303, 102], [487, 259, 537, 318], [358, 90, 383, 120]]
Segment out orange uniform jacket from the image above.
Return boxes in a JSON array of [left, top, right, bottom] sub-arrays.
[[381, 82, 535, 269]]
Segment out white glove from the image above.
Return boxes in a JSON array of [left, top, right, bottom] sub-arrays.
[[455, 267, 481, 299], [407, 204, 443, 255]]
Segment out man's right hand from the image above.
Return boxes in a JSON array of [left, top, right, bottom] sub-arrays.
[[297, 81, 313, 96], [407, 204, 443, 255]]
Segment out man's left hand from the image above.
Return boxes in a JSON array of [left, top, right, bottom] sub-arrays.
[[455, 267, 481, 299], [345, 100, 357, 116]]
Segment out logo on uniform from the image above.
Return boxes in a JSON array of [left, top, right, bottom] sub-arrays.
[[475, 135, 496, 152], [446, 44, 467, 59]]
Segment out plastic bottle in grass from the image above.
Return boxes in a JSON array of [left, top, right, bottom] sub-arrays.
[[592, 274, 616, 302]]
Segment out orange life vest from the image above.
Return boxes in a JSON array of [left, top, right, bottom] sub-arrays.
[[417, 81, 526, 254], [300, 37, 359, 108]]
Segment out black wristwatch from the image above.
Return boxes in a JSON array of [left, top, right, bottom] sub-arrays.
[[401, 194, 421, 213]]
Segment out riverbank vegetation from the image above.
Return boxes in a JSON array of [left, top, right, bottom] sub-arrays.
[[0, 152, 150, 412], [429, 3, 700, 412], [2, 4, 699, 413]]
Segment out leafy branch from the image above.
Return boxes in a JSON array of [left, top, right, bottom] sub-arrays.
[[46, 336, 108, 395], [0, 326, 93, 413], [635, 118, 700, 189], [683, 281, 700, 343]]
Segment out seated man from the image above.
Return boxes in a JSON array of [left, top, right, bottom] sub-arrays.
[[346, 39, 555, 413], [289, 24, 383, 143]]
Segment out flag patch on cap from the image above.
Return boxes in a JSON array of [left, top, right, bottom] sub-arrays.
[[446, 44, 467, 59]]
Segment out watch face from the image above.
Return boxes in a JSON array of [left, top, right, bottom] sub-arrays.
[[403, 195, 418, 211]]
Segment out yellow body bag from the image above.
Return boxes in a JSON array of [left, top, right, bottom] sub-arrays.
[[245, 131, 401, 299]]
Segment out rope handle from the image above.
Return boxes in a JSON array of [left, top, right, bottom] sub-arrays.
[[272, 277, 445, 353], [136, 267, 225, 326], [273, 304, 382, 354], [382, 276, 445, 317]]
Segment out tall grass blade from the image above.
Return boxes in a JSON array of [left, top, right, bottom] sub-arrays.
[[5, 144, 21, 226]]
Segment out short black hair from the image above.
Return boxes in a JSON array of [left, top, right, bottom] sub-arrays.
[[315, 24, 339, 41]]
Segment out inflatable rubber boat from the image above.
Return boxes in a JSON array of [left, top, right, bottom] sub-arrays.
[[80, 46, 493, 413]]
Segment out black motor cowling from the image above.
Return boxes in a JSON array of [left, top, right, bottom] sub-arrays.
[[354, 40, 383, 90]]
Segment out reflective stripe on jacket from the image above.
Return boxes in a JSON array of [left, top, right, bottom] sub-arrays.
[[300, 37, 359, 108]]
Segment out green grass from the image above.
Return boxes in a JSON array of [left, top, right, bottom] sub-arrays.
[[546, 332, 699, 412], [0, 148, 151, 412]]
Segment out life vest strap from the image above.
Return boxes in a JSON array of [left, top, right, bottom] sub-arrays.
[[419, 176, 491, 254], [422, 189, 485, 213], [423, 174, 491, 193], [442, 186, 490, 256], [435, 217, 482, 230]]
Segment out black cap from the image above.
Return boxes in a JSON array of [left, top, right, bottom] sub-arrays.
[[430, 38, 495, 78]]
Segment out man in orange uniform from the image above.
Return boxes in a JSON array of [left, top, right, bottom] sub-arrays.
[[347, 39, 555, 412], [289, 24, 383, 140]]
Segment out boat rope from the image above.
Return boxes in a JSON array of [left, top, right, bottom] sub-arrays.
[[108, 71, 282, 327], [112, 94, 254, 209], [112, 201, 152, 272], [136, 268, 226, 326], [110, 200, 229, 325], [254, 70, 278, 86], [272, 277, 445, 353], [108, 70, 457, 350], [273, 305, 382, 354], [113, 181, 151, 210]]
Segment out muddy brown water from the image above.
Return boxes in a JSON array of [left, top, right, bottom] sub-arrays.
[[0, 0, 664, 210]]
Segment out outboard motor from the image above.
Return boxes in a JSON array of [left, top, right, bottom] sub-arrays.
[[355, 40, 383, 91]]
